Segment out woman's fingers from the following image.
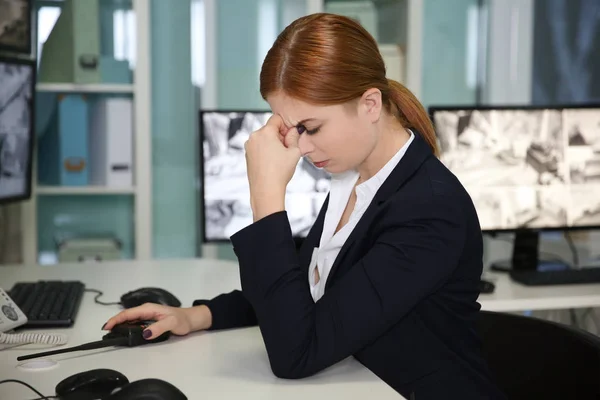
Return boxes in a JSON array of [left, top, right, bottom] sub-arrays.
[[278, 131, 286, 145], [140, 316, 178, 340], [284, 126, 300, 150], [102, 303, 162, 331]]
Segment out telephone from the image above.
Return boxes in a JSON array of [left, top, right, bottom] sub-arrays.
[[0, 287, 27, 332], [0, 287, 68, 349]]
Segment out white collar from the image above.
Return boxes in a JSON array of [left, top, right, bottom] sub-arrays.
[[355, 129, 415, 198]]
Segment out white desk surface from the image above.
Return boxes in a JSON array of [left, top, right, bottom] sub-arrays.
[[0, 259, 402, 400], [2, 259, 600, 399], [479, 271, 600, 312]]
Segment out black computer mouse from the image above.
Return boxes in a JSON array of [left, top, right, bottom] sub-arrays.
[[107, 378, 188, 400], [479, 279, 496, 294], [55, 368, 129, 400], [120, 288, 181, 308]]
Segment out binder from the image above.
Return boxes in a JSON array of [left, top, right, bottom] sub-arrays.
[[38, 94, 90, 186], [38, 0, 101, 84], [89, 97, 133, 187]]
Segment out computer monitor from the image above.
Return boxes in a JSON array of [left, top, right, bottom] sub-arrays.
[[0, 56, 35, 205], [199, 110, 331, 242], [429, 104, 600, 269]]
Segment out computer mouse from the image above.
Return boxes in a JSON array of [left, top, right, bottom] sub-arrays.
[[55, 368, 129, 400], [103, 321, 172, 345], [479, 279, 495, 294], [107, 378, 188, 400], [120, 288, 181, 308]]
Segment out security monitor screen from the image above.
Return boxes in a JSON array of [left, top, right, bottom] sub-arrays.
[[200, 111, 331, 241], [0, 57, 34, 204], [431, 107, 600, 231]]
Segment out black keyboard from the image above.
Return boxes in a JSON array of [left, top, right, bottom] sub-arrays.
[[510, 267, 600, 286], [8, 281, 85, 328]]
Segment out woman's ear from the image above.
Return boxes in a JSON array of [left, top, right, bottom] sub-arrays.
[[360, 88, 383, 123]]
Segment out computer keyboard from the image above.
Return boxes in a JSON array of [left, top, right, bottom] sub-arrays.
[[8, 280, 85, 328], [510, 267, 600, 286]]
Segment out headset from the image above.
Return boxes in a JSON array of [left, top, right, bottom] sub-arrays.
[[0, 369, 187, 399]]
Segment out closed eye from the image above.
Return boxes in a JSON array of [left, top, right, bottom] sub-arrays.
[[297, 124, 321, 136]]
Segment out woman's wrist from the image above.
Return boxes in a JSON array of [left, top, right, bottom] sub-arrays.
[[250, 186, 285, 221], [185, 305, 213, 332]]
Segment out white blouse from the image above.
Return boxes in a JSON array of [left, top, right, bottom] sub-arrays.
[[309, 130, 415, 302]]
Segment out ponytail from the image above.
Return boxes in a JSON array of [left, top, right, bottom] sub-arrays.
[[387, 79, 439, 157]]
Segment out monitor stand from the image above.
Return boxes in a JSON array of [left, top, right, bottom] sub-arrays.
[[489, 230, 540, 272]]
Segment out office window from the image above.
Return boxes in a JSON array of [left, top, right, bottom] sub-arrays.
[[421, 0, 487, 108], [532, 0, 600, 105], [191, 0, 206, 87], [36, 6, 61, 66], [112, 8, 136, 69]]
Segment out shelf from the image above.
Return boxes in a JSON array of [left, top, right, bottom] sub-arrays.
[[21, 0, 154, 265], [36, 83, 134, 93], [36, 186, 137, 195]]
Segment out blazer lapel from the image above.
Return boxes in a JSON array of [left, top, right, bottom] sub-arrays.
[[324, 131, 434, 289], [298, 194, 329, 272]]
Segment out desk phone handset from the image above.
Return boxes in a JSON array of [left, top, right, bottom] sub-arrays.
[[0, 288, 68, 348], [16, 321, 171, 361]]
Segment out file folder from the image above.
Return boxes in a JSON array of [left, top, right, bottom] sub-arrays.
[[89, 97, 133, 187], [38, 94, 90, 186]]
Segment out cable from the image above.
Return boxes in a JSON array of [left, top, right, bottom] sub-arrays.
[[569, 308, 578, 327], [0, 379, 53, 399], [85, 288, 121, 306], [564, 232, 579, 268], [577, 308, 600, 335], [588, 311, 600, 335]]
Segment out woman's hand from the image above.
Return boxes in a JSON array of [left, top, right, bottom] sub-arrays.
[[101, 303, 213, 340], [244, 114, 301, 221]]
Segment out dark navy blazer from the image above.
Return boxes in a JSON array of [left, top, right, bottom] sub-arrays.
[[194, 131, 506, 399]]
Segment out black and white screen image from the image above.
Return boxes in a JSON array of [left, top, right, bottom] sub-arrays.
[[564, 109, 600, 184], [468, 186, 568, 231], [201, 111, 331, 241], [434, 109, 566, 188], [570, 185, 600, 226], [432, 107, 600, 231], [0, 59, 33, 202], [0, 0, 31, 53]]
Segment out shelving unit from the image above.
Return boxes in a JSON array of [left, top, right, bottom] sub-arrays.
[[36, 83, 134, 93], [36, 186, 137, 195], [20, 0, 152, 265]]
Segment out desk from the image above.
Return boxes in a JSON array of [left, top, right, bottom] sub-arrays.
[[0, 259, 402, 399], [479, 271, 600, 312]]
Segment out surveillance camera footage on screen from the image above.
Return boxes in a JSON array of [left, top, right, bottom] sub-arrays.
[[200, 111, 331, 241], [432, 107, 600, 231], [0, 60, 33, 201]]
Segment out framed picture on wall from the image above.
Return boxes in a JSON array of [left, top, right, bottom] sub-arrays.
[[0, 0, 32, 55]]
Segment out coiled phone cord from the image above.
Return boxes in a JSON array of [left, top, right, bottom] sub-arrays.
[[0, 331, 68, 347]]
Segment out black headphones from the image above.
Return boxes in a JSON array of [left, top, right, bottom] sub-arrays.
[[54, 369, 187, 399]]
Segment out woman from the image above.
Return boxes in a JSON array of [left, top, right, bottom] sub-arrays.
[[103, 13, 505, 399]]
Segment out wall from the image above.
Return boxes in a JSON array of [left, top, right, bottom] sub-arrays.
[[209, 0, 305, 259], [420, 0, 479, 108], [150, 0, 198, 258]]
